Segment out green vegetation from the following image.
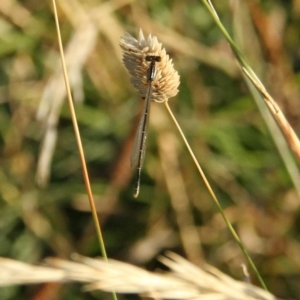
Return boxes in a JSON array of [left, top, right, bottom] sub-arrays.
[[1, 1, 300, 299]]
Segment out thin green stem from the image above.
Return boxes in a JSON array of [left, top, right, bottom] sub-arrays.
[[201, 0, 254, 76], [164, 101, 268, 291], [51, 1, 117, 299]]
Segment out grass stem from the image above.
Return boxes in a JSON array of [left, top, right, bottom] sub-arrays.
[[164, 101, 268, 290], [51, 1, 117, 299]]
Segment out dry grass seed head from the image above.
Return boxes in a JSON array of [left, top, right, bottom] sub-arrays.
[[119, 29, 180, 103]]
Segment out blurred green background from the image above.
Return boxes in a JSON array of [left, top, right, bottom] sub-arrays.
[[1, 0, 300, 299]]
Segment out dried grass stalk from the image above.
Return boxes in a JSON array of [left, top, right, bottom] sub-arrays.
[[243, 67, 300, 161]]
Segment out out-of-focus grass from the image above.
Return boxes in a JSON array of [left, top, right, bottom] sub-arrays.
[[1, 0, 300, 299]]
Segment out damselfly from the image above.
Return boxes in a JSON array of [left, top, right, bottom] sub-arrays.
[[131, 55, 161, 198]]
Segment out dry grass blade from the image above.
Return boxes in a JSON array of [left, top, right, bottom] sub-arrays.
[[242, 67, 300, 161], [157, 129, 203, 264], [36, 20, 97, 187], [0, 254, 279, 300]]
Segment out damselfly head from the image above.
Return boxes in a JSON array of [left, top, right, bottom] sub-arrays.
[[145, 55, 161, 63]]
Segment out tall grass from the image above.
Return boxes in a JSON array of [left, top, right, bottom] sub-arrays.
[[0, 0, 300, 299]]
